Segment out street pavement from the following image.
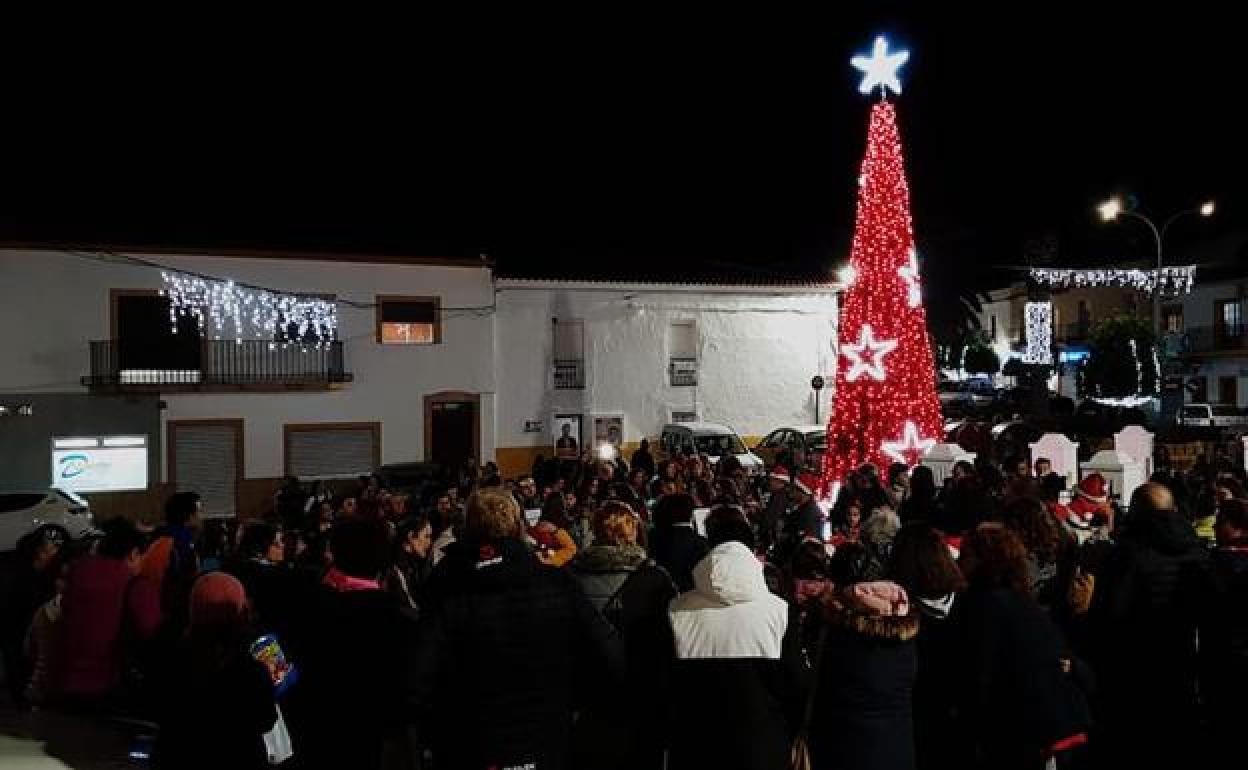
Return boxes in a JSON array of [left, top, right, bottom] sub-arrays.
[[0, 695, 140, 770]]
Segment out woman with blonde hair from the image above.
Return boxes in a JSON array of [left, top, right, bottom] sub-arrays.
[[569, 502, 676, 769]]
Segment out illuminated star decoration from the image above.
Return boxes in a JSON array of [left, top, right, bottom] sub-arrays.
[[840, 324, 898, 382], [882, 420, 936, 466], [851, 35, 909, 96], [898, 248, 921, 308]]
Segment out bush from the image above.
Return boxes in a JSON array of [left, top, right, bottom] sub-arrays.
[[1083, 317, 1158, 399]]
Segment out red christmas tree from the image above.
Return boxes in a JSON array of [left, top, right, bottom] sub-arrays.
[[822, 51, 943, 491]]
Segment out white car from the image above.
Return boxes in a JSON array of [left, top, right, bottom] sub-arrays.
[[658, 422, 766, 475], [0, 488, 96, 552]]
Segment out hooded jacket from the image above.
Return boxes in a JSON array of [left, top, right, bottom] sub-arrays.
[[412, 537, 622, 770], [810, 583, 920, 770], [1203, 539, 1248, 731], [667, 542, 807, 770]]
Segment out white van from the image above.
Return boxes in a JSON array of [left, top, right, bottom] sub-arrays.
[[658, 422, 765, 475]]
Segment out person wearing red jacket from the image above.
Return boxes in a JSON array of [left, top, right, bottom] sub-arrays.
[[1061, 473, 1114, 542], [57, 518, 161, 707]]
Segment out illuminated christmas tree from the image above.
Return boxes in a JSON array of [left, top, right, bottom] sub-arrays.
[[822, 37, 944, 491]]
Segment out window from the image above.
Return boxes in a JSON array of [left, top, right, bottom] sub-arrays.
[[668, 321, 698, 386], [1216, 300, 1243, 338], [113, 291, 203, 380], [1161, 305, 1183, 334], [990, 314, 997, 340], [670, 410, 698, 424], [285, 423, 381, 478], [553, 320, 585, 389], [377, 296, 441, 345]]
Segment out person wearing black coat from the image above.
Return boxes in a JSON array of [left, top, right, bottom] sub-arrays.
[[957, 527, 1090, 770], [225, 522, 302, 642], [283, 518, 417, 770], [1203, 498, 1248, 762], [412, 489, 622, 770], [649, 493, 709, 592], [1089, 483, 1214, 769], [569, 502, 677, 770]]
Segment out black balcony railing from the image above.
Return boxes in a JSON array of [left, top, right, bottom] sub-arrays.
[[83, 339, 352, 389], [553, 358, 585, 389], [1171, 325, 1248, 356], [669, 357, 698, 386]]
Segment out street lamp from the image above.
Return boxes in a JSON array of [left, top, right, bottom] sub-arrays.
[[1096, 195, 1215, 335]]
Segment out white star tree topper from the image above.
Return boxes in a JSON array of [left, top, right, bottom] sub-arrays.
[[841, 324, 898, 382], [851, 36, 909, 96], [882, 421, 936, 466], [898, 248, 922, 308]]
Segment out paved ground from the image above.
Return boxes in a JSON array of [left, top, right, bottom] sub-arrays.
[[0, 696, 142, 770]]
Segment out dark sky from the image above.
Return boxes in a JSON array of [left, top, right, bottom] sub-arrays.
[[3, 5, 1243, 289]]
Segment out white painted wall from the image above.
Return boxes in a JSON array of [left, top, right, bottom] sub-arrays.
[[1175, 276, 1248, 406], [494, 281, 839, 448], [0, 249, 496, 478]]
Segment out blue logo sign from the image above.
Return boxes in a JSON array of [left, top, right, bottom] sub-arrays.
[[59, 454, 89, 479]]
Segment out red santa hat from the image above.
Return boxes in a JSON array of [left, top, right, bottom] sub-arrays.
[[794, 472, 819, 496], [768, 465, 793, 483], [1076, 473, 1108, 503]]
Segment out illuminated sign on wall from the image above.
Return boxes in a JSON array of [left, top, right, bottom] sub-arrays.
[[51, 436, 149, 492]]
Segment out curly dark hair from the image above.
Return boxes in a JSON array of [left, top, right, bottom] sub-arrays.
[[888, 523, 966, 598], [999, 496, 1062, 564], [958, 526, 1031, 595]]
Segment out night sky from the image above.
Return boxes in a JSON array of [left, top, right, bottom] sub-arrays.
[[3, 5, 1243, 292]]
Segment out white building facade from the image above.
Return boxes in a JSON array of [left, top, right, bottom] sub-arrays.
[[1, 249, 840, 515]]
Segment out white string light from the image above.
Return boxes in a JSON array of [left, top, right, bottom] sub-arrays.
[[1023, 301, 1053, 365], [1090, 337, 1156, 407], [1029, 266, 1195, 294], [160, 271, 338, 347]]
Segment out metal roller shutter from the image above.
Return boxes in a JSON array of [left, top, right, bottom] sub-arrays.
[[288, 427, 377, 479], [172, 424, 238, 518]]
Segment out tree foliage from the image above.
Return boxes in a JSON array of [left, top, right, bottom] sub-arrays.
[[1083, 317, 1158, 399]]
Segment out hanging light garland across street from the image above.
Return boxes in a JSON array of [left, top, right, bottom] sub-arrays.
[[1029, 266, 1195, 294]]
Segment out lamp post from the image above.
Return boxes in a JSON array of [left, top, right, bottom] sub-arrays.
[[1097, 196, 1214, 336]]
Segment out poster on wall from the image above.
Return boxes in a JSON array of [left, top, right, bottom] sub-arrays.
[[593, 415, 625, 459], [51, 436, 149, 492], [553, 414, 582, 460]]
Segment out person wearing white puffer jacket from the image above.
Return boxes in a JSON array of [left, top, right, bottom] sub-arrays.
[[666, 540, 808, 770]]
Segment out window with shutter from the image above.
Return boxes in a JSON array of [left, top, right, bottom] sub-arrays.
[[285, 423, 380, 479], [169, 421, 241, 518]]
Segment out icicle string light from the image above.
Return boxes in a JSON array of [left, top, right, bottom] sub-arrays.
[[1030, 266, 1195, 294], [821, 96, 944, 491], [160, 271, 338, 347]]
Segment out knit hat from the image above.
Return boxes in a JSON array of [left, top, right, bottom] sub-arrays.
[[768, 465, 793, 483], [1076, 473, 1108, 503], [794, 472, 819, 496], [847, 580, 911, 617], [189, 572, 247, 628]]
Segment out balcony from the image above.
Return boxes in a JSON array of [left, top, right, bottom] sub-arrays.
[[1173, 325, 1248, 357], [83, 339, 353, 392], [553, 358, 585, 389], [669, 357, 698, 386]]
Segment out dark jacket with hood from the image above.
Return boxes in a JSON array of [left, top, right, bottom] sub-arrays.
[[569, 544, 677, 770], [413, 537, 622, 770], [1090, 507, 1213, 735], [667, 542, 807, 770], [911, 593, 962, 770], [810, 588, 920, 770]]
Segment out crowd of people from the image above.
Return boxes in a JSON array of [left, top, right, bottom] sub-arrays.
[[2, 441, 1247, 770]]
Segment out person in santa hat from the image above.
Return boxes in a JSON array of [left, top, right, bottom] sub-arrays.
[[1062, 473, 1115, 542], [759, 465, 792, 554]]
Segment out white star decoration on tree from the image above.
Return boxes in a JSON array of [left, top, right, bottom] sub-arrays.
[[882, 421, 936, 466], [841, 324, 898, 382], [898, 248, 921, 308], [851, 36, 909, 96]]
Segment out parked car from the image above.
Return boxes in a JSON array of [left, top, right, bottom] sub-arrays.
[[0, 488, 95, 552], [753, 425, 827, 471], [938, 378, 996, 406], [1174, 403, 1248, 429], [657, 422, 765, 475]]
